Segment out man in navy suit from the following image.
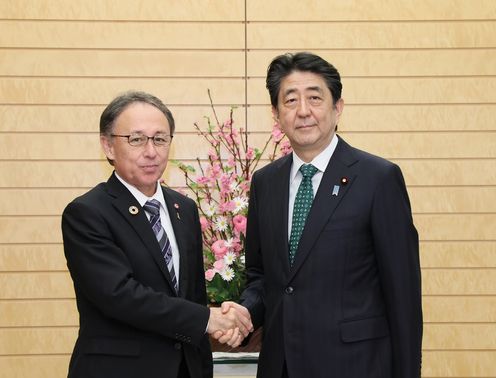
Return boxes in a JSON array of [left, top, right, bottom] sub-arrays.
[[230, 52, 422, 377], [62, 91, 251, 378]]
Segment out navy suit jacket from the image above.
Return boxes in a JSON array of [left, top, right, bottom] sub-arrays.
[[240, 137, 422, 378], [62, 173, 212, 378]]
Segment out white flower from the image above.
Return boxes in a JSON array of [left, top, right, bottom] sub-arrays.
[[223, 251, 236, 266], [204, 203, 217, 217], [232, 196, 248, 213], [220, 267, 235, 281], [214, 216, 228, 231]]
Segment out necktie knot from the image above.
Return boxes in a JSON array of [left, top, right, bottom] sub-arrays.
[[300, 164, 318, 179], [143, 199, 160, 216]]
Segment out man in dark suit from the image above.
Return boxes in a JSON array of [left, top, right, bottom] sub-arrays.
[[233, 53, 422, 377], [62, 91, 251, 378]]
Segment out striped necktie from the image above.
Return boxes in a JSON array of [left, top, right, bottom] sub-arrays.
[[288, 164, 319, 266], [143, 199, 178, 293]]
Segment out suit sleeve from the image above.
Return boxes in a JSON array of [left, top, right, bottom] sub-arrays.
[[61, 199, 210, 347], [371, 163, 423, 377], [239, 172, 266, 328]]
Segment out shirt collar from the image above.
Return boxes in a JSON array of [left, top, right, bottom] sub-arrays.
[[114, 172, 166, 210], [290, 133, 339, 183]]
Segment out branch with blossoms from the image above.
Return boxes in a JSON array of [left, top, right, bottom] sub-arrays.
[[172, 90, 291, 303]]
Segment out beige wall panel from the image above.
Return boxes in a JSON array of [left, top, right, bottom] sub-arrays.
[[415, 214, 496, 241], [0, 272, 74, 299], [2, 159, 495, 188], [410, 187, 496, 213], [420, 241, 496, 268], [0, 78, 245, 105], [343, 132, 496, 159], [0, 0, 244, 21], [247, 49, 496, 77], [247, 22, 496, 49], [397, 159, 496, 186], [248, 104, 496, 132], [422, 269, 496, 295], [247, 77, 496, 105], [0, 300, 77, 327], [0, 245, 66, 271], [0, 21, 244, 49], [247, 0, 496, 21], [423, 323, 496, 349], [0, 217, 62, 244], [423, 296, 496, 322], [0, 162, 112, 188], [0, 189, 87, 216], [1, 50, 245, 77], [0, 327, 77, 354], [0, 105, 245, 133], [422, 351, 496, 377], [0, 356, 70, 378]]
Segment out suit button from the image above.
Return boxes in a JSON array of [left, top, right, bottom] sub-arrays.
[[285, 286, 294, 294], [174, 343, 182, 350]]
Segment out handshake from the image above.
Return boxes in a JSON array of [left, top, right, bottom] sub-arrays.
[[207, 302, 254, 348]]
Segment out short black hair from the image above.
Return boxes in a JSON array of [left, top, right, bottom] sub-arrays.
[[100, 91, 175, 137], [266, 52, 342, 107]]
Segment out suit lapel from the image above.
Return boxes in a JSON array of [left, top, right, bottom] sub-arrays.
[[162, 188, 189, 298], [288, 138, 359, 281], [107, 174, 178, 294], [272, 155, 293, 276]]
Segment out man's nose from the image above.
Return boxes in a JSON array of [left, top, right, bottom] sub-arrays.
[[296, 99, 310, 117], [143, 138, 158, 155]]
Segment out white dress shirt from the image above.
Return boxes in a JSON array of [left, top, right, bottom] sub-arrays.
[[288, 134, 339, 239], [115, 173, 180, 283]]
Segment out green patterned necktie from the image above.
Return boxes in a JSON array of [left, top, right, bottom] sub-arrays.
[[289, 164, 319, 266]]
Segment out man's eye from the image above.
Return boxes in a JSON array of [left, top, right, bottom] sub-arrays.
[[154, 136, 166, 143], [129, 135, 145, 144]]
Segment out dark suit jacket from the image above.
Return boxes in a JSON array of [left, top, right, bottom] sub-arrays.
[[240, 137, 422, 378], [62, 173, 212, 378]]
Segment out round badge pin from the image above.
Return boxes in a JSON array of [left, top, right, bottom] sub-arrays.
[[341, 177, 348, 185], [129, 206, 139, 215]]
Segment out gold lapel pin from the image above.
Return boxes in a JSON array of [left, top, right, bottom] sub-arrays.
[[341, 177, 349, 185], [174, 203, 180, 220], [129, 206, 139, 215]]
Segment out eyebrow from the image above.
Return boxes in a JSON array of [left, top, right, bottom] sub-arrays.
[[282, 86, 324, 97]]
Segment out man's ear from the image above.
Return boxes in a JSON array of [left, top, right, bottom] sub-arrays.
[[271, 106, 279, 122], [335, 98, 344, 121], [100, 135, 115, 161]]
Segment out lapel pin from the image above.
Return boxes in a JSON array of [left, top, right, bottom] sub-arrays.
[[129, 206, 139, 215], [341, 177, 348, 185], [174, 203, 180, 219], [332, 185, 340, 196]]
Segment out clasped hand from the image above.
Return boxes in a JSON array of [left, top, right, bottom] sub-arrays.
[[207, 302, 253, 348]]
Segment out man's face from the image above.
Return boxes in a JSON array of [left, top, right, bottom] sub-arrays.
[[273, 70, 344, 161], [101, 102, 171, 196]]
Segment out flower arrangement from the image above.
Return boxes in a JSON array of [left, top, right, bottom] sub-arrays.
[[173, 91, 290, 303]]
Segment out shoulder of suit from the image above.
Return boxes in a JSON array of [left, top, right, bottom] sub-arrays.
[[161, 185, 196, 207], [254, 154, 291, 177]]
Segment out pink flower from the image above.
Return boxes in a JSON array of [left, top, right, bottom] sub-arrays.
[[199, 216, 209, 232], [205, 269, 216, 281], [246, 147, 254, 160], [208, 149, 218, 161], [196, 175, 210, 185], [211, 239, 228, 259], [232, 215, 247, 235], [272, 125, 284, 142], [213, 259, 225, 271], [219, 200, 236, 213], [280, 140, 292, 156]]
